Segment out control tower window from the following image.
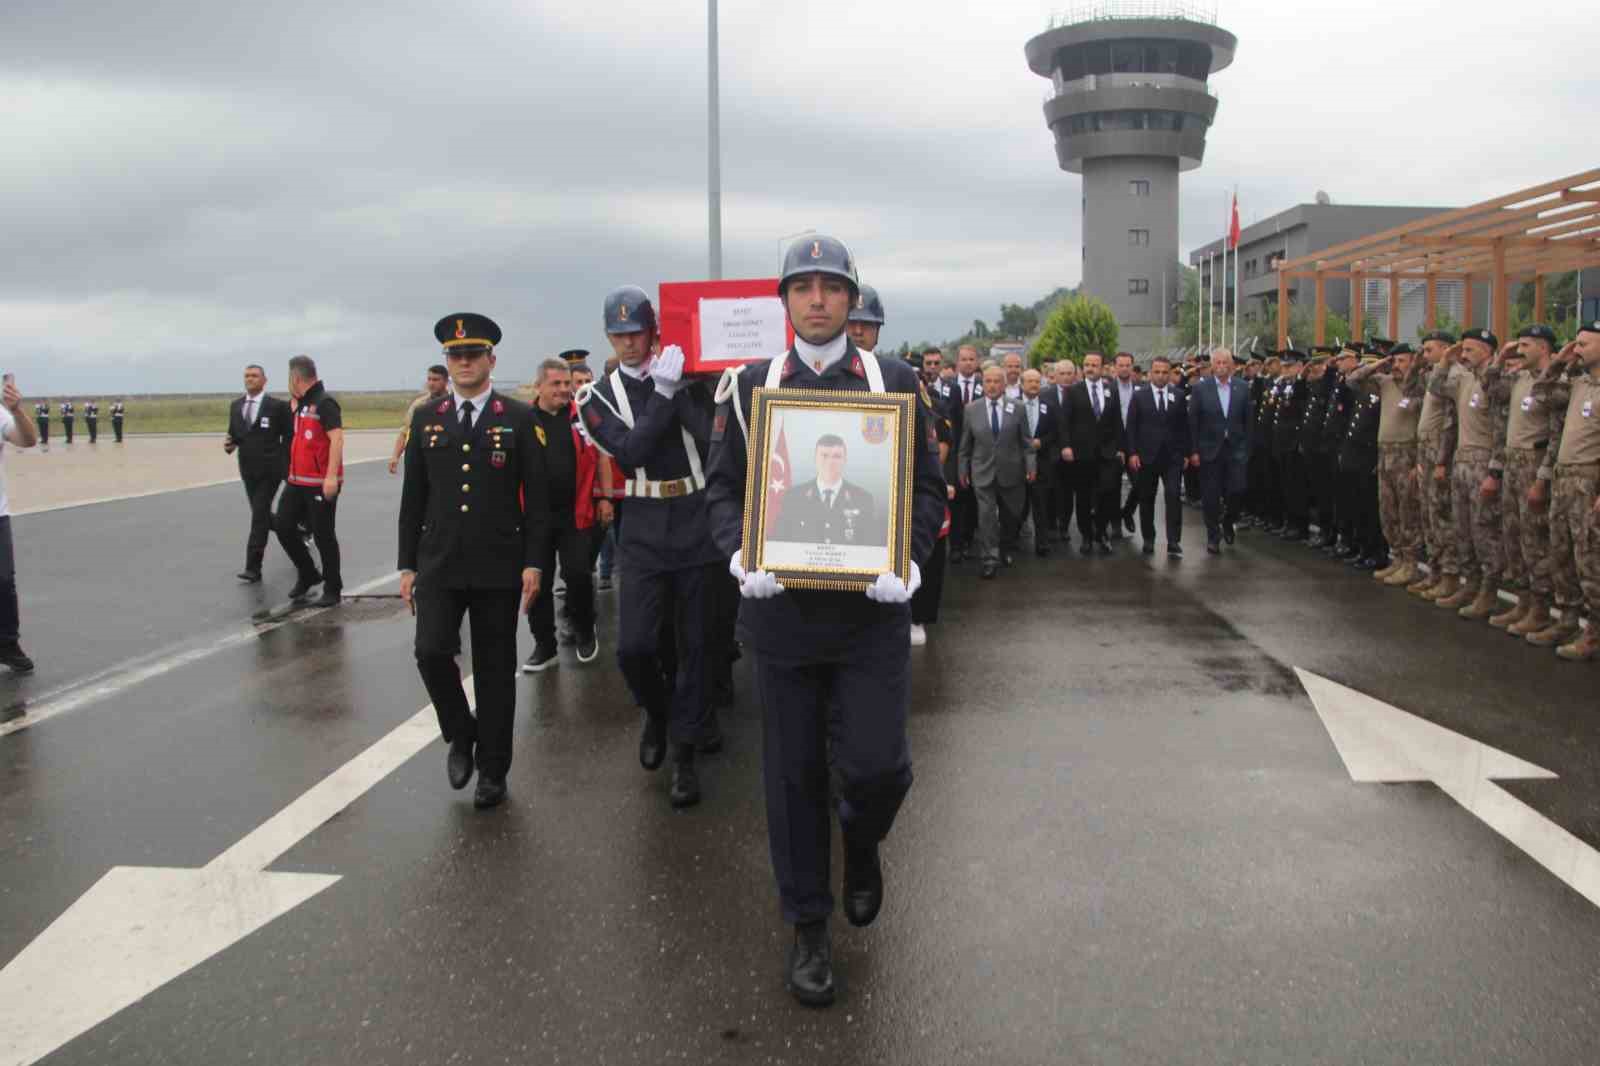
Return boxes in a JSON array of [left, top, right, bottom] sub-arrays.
[[1130, 180, 1150, 197], [1130, 229, 1150, 246], [1129, 278, 1150, 295]]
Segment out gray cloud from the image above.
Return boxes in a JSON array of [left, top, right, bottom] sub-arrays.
[[2, 0, 1593, 393]]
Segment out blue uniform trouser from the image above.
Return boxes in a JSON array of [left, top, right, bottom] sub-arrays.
[[756, 624, 914, 925], [617, 562, 708, 746]]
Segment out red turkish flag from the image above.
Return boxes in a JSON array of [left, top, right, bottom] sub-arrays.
[[1227, 194, 1241, 250], [766, 419, 791, 528]]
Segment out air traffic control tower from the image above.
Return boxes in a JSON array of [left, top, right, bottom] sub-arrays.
[[1026, 4, 1235, 351]]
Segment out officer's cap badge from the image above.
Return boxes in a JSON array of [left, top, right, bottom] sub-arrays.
[[618, 302, 630, 322], [810, 241, 822, 259], [455, 320, 466, 340]]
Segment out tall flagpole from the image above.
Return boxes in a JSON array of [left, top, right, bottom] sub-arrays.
[[1232, 187, 1239, 353], [707, 0, 723, 279]]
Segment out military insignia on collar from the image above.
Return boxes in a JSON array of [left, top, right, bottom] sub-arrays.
[[782, 356, 801, 381], [437, 399, 453, 414], [492, 399, 505, 415], [849, 356, 866, 379]]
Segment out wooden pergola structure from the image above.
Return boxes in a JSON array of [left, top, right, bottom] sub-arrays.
[[1274, 167, 1600, 348]]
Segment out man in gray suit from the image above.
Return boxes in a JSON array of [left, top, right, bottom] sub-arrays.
[[1187, 348, 1254, 554], [959, 364, 1036, 578]]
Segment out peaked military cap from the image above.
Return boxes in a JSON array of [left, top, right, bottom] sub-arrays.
[[1421, 329, 1457, 344], [435, 313, 501, 350], [559, 348, 590, 367], [1460, 327, 1499, 350]]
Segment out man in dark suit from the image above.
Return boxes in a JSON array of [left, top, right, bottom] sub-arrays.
[[1187, 348, 1254, 553], [1058, 351, 1125, 554], [946, 345, 982, 559], [224, 363, 293, 582], [1018, 368, 1059, 556], [400, 313, 546, 810], [1050, 360, 1079, 543], [1124, 355, 1191, 557]]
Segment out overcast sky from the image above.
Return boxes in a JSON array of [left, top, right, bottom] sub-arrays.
[[4, 0, 1594, 393]]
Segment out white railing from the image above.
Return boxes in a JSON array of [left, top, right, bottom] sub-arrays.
[[1044, 72, 1216, 103], [1048, 0, 1219, 27]]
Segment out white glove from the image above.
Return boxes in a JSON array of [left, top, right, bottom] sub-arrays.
[[730, 550, 784, 599], [865, 562, 921, 604], [651, 345, 686, 398]]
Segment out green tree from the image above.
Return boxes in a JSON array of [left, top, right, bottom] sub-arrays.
[[1030, 294, 1119, 367], [972, 319, 991, 339], [1414, 309, 1463, 343], [997, 303, 1038, 339]]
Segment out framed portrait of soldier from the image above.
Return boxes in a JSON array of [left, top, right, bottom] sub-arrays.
[[742, 388, 917, 592]]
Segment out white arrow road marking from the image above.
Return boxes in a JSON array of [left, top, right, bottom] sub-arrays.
[[1297, 668, 1600, 910], [0, 678, 473, 1066]]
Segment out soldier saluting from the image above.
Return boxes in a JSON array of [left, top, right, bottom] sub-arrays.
[[705, 235, 945, 1008], [399, 314, 547, 810], [111, 400, 125, 443]]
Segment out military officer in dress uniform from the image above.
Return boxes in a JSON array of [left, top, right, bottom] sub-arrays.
[[399, 313, 546, 810], [577, 285, 721, 809], [60, 400, 74, 444], [84, 401, 99, 443], [705, 235, 945, 1007], [772, 435, 884, 546], [111, 401, 125, 442], [33, 402, 48, 448]]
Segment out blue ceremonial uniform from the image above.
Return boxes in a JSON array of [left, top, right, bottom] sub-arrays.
[[705, 346, 944, 925], [581, 369, 720, 745]]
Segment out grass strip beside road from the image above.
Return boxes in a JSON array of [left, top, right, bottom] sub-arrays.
[[51, 392, 417, 435]]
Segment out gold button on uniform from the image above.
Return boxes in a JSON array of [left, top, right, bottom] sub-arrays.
[[462, 444, 471, 453], [461, 504, 469, 512], [462, 464, 470, 472], [461, 483, 471, 492]]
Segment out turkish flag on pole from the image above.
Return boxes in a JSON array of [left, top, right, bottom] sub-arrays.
[[1227, 192, 1241, 250], [766, 418, 791, 528]]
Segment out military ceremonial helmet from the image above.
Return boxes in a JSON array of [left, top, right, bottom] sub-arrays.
[[604, 286, 656, 336], [848, 284, 885, 325], [777, 234, 859, 298], [434, 313, 501, 351]]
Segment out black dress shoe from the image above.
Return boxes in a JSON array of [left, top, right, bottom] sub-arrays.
[[287, 571, 323, 602], [310, 589, 341, 609], [1142, 540, 1155, 555], [1206, 541, 1221, 555], [842, 841, 884, 927], [0, 643, 35, 674], [473, 774, 506, 809], [786, 922, 835, 1008], [446, 739, 475, 790], [1167, 544, 1184, 558], [237, 569, 262, 583], [669, 747, 701, 808], [980, 563, 997, 579], [639, 711, 667, 771]]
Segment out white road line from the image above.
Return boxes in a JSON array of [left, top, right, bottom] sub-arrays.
[[0, 679, 471, 1066], [11, 457, 387, 517], [0, 570, 399, 738]]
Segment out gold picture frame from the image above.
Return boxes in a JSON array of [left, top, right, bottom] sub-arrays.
[[742, 387, 916, 592]]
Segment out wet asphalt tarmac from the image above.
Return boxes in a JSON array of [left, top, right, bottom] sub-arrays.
[[3, 466, 1599, 1065]]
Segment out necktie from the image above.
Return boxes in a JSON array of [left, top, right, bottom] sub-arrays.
[[460, 399, 475, 429], [1157, 390, 1165, 414], [1092, 384, 1102, 417], [990, 402, 1000, 439], [823, 489, 834, 510], [1028, 401, 1038, 434], [243, 397, 255, 426], [964, 380, 973, 404]]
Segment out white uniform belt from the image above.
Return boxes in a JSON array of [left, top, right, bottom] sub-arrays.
[[625, 476, 702, 499]]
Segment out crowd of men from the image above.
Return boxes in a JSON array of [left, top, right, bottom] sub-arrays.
[[174, 236, 1600, 1011], [29, 399, 125, 446], [919, 325, 1600, 665]]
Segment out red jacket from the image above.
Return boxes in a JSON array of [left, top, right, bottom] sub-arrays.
[[287, 382, 343, 489]]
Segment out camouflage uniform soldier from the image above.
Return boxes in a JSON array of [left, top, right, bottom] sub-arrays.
[[1428, 329, 1504, 617], [1410, 332, 1458, 598], [1347, 345, 1426, 586], [1490, 327, 1557, 635], [1527, 325, 1600, 660]]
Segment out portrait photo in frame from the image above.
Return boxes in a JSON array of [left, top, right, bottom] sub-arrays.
[[742, 388, 917, 592]]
